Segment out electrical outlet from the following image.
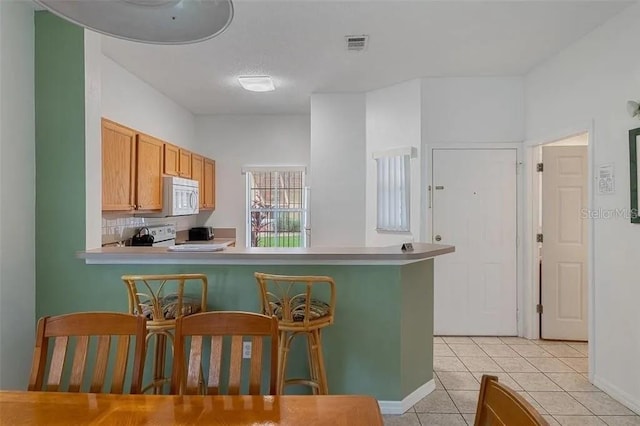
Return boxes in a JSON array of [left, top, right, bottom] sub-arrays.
[[242, 341, 252, 359]]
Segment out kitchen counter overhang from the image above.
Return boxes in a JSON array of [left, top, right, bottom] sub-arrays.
[[78, 243, 455, 265]]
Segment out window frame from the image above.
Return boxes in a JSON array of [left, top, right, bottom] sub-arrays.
[[243, 166, 309, 248]]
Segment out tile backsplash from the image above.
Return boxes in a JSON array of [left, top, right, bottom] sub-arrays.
[[102, 214, 197, 246]]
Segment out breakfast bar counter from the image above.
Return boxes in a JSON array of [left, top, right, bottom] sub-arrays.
[[79, 243, 453, 265], [73, 243, 454, 413]]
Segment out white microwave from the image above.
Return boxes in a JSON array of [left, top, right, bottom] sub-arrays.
[[163, 176, 199, 216]]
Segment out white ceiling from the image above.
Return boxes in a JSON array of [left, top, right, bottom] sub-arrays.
[[101, 0, 633, 115]]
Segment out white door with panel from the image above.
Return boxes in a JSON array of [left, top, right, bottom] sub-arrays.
[[541, 146, 588, 341], [432, 149, 517, 335]]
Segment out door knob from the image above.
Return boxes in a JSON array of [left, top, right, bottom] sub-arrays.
[[435, 235, 442, 242]]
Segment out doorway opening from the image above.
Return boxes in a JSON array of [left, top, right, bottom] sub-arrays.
[[531, 133, 590, 342]]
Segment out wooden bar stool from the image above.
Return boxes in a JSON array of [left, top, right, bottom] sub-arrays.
[[121, 274, 208, 394], [254, 272, 336, 395]]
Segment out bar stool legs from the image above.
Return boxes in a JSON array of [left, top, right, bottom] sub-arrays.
[[146, 330, 174, 394], [312, 329, 329, 395], [279, 329, 329, 395]]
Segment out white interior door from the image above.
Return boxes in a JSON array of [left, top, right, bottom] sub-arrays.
[[432, 149, 517, 335], [541, 146, 588, 341]]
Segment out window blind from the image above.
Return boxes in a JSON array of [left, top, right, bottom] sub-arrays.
[[375, 152, 411, 232]]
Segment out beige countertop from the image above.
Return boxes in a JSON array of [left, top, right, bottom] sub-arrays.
[[78, 243, 455, 265]]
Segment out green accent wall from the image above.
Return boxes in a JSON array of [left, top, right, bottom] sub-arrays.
[[35, 11, 86, 319], [34, 12, 434, 401], [401, 260, 434, 395]]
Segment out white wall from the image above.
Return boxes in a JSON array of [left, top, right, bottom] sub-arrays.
[[85, 30, 102, 249], [525, 1, 640, 413], [366, 79, 423, 246], [0, 0, 35, 390], [101, 54, 196, 150], [422, 77, 524, 144], [194, 115, 310, 246], [310, 94, 366, 246]]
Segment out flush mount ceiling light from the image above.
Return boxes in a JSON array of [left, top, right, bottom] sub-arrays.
[[238, 76, 275, 92], [36, 0, 234, 45], [628, 100, 640, 119]]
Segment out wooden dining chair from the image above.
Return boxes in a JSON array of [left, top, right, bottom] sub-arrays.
[[28, 312, 147, 394], [170, 311, 279, 396], [475, 375, 549, 426]]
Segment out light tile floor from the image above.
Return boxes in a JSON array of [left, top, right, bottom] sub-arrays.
[[384, 337, 640, 426]]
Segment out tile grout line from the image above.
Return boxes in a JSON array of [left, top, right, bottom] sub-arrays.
[[437, 348, 470, 420], [426, 337, 637, 426], [440, 337, 594, 421]]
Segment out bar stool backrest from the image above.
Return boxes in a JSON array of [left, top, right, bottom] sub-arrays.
[[254, 273, 336, 331], [121, 274, 208, 331]]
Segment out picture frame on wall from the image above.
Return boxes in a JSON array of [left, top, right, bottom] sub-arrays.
[[630, 127, 640, 223]]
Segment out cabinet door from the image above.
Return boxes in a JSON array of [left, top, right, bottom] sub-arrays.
[[164, 143, 180, 176], [203, 158, 216, 210], [102, 119, 136, 211], [179, 149, 192, 178], [136, 134, 164, 211], [191, 154, 204, 209]]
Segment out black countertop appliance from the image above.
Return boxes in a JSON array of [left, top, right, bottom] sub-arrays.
[[189, 226, 214, 241]]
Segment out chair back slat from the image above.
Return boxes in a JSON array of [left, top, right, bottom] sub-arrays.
[[110, 335, 131, 393], [248, 335, 263, 395], [171, 311, 278, 396], [90, 335, 111, 393], [475, 375, 549, 426], [68, 335, 89, 392], [47, 336, 69, 391], [228, 335, 243, 395], [28, 312, 147, 394], [186, 336, 204, 395], [207, 335, 223, 395]]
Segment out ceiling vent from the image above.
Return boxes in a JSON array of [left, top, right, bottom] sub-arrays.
[[345, 35, 368, 51]]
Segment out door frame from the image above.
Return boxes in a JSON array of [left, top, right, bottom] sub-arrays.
[[425, 143, 525, 335], [523, 120, 595, 381]]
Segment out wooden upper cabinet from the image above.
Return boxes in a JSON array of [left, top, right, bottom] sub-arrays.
[[102, 119, 136, 211], [136, 134, 164, 211], [164, 144, 191, 178], [191, 154, 204, 209], [164, 143, 180, 176], [203, 158, 216, 210], [102, 118, 214, 213], [179, 149, 192, 178]]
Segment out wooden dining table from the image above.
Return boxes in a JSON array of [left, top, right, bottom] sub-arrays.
[[0, 391, 383, 425]]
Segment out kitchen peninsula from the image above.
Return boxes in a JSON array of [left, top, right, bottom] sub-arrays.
[[78, 243, 453, 413]]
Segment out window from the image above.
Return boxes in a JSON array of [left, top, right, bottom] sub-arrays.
[[244, 167, 308, 247], [374, 148, 415, 232]]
